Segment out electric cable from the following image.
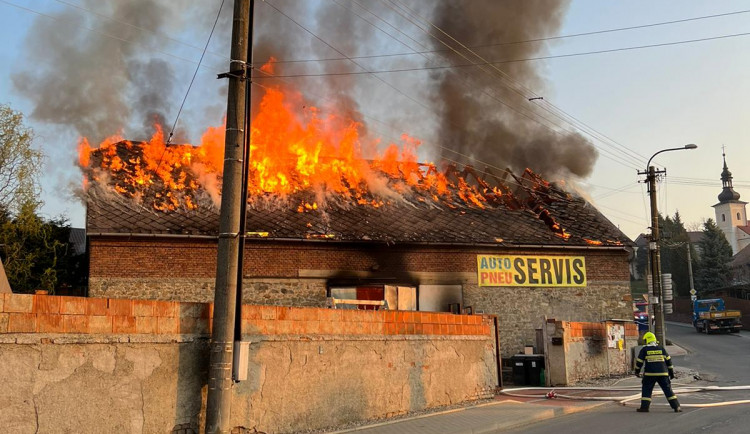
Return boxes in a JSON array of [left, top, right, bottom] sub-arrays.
[[328, 0, 645, 171], [0, 0, 225, 75], [259, 7, 750, 65], [137, 0, 225, 213], [382, 0, 649, 168], [50, 0, 229, 63]]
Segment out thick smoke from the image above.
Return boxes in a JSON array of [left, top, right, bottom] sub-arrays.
[[12, 0, 201, 143], [427, 0, 598, 178], [13, 0, 596, 180]]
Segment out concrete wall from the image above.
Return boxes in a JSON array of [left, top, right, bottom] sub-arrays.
[[546, 320, 638, 385], [0, 294, 497, 433]]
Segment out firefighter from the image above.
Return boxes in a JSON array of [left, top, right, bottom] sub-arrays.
[[634, 332, 682, 412]]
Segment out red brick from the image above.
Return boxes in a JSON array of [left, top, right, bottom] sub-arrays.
[[0, 313, 8, 333], [8, 313, 36, 332], [386, 322, 397, 335], [180, 317, 209, 334], [259, 305, 277, 320], [59, 296, 86, 315], [241, 319, 261, 335], [242, 306, 261, 320], [38, 314, 64, 333], [112, 316, 136, 333], [414, 323, 424, 334], [385, 311, 397, 323], [108, 299, 133, 317], [89, 316, 113, 333], [133, 300, 155, 317], [371, 322, 384, 335], [34, 295, 61, 313], [5, 294, 34, 313], [86, 298, 108, 316], [136, 316, 157, 334], [157, 317, 179, 334], [319, 320, 334, 334], [154, 301, 176, 317], [0, 294, 3, 312], [64, 315, 89, 333], [179, 302, 208, 318]]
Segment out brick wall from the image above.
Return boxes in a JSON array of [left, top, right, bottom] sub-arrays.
[[89, 238, 630, 281], [0, 293, 496, 433], [0, 293, 491, 337]]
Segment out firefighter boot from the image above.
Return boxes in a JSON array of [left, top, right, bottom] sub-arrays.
[[636, 407, 649, 413], [671, 400, 682, 412]]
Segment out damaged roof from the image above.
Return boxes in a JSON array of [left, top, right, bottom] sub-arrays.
[[86, 162, 632, 248]]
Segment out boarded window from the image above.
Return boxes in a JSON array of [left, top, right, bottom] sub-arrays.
[[418, 285, 463, 312]]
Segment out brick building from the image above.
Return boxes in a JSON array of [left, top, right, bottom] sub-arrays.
[[86, 162, 633, 358]]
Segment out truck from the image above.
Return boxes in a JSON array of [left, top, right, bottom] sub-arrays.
[[693, 298, 742, 334]]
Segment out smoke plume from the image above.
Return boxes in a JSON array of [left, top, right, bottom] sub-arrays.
[[13, 0, 597, 181], [12, 0, 204, 143], [427, 0, 597, 178]]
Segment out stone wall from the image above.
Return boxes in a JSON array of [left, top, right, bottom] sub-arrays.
[[89, 277, 328, 307], [546, 320, 638, 385], [463, 282, 632, 358], [0, 293, 497, 433]]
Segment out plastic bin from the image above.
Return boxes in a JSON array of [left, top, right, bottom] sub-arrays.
[[524, 355, 545, 386], [511, 355, 527, 385], [510, 354, 546, 386]]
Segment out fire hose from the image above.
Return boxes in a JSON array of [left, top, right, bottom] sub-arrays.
[[500, 385, 750, 408]]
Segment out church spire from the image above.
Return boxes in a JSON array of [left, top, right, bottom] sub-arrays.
[[718, 148, 741, 202]]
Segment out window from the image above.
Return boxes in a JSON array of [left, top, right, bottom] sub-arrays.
[[738, 212, 742, 220], [722, 214, 726, 222], [329, 284, 416, 310]]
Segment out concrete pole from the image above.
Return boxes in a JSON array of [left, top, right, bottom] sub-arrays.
[[206, 0, 250, 431], [687, 244, 695, 295], [648, 166, 667, 345]]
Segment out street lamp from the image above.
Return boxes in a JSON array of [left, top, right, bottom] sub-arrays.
[[640, 144, 697, 346]]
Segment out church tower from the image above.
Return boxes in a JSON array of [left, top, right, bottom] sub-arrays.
[[712, 151, 750, 255]]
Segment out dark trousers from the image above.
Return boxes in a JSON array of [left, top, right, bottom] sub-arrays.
[[640, 376, 679, 409]]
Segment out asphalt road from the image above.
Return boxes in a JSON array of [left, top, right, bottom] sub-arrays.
[[503, 322, 750, 434]]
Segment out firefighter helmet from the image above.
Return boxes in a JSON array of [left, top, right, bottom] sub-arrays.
[[643, 332, 657, 344]]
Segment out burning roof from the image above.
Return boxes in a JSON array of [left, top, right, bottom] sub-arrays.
[[81, 85, 630, 248]]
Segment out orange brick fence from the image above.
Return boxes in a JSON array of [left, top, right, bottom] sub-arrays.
[[1, 293, 492, 338]]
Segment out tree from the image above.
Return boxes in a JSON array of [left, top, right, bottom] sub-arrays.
[[0, 104, 42, 215], [0, 105, 85, 293], [694, 218, 733, 294], [659, 211, 692, 296]]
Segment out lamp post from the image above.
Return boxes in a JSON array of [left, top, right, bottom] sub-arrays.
[[640, 144, 697, 345]]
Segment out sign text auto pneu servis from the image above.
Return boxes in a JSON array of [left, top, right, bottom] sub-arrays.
[[477, 255, 586, 287]]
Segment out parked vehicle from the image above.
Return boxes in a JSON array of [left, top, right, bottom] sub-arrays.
[[692, 298, 742, 334], [633, 300, 650, 332]]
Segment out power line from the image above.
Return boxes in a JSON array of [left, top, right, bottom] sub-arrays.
[[0, 0, 225, 74], [259, 8, 750, 66], [379, 0, 646, 170], [139, 0, 225, 212], [250, 30, 750, 77], [166, 0, 225, 144], [50, 0, 229, 63]]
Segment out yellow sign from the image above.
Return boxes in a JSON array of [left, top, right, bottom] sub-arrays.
[[477, 255, 586, 287]]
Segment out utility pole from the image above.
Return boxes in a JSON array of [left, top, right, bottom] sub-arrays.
[[206, 0, 251, 432], [640, 144, 697, 346], [646, 165, 667, 345], [687, 244, 696, 301]]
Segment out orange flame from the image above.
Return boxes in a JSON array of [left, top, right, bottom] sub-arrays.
[[78, 78, 577, 241]]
